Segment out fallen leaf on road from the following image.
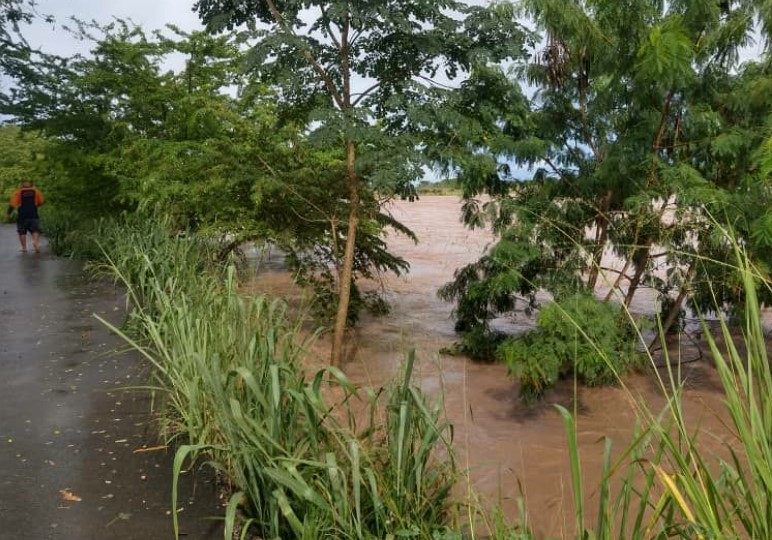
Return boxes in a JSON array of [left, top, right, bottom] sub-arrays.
[[59, 489, 82, 502], [133, 445, 167, 454]]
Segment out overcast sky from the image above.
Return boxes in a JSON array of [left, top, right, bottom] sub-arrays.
[[23, 0, 203, 57], [22, 0, 766, 61]]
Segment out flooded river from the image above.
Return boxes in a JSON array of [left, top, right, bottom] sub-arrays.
[[250, 196, 734, 538]]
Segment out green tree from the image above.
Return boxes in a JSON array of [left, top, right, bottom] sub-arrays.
[[0, 125, 47, 200], [441, 0, 772, 373], [1, 21, 286, 238], [3, 21, 174, 215], [194, 0, 529, 365]]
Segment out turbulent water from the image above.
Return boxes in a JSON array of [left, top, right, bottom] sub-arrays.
[[248, 196, 734, 538]]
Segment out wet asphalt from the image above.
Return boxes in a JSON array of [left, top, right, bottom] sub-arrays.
[[0, 225, 221, 540]]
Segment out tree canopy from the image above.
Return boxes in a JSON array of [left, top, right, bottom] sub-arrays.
[[437, 0, 772, 394], [193, 0, 531, 364]]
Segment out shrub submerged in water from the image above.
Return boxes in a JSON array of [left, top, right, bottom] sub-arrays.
[[500, 294, 641, 401]]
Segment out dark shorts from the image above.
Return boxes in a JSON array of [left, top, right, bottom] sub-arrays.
[[17, 218, 41, 235]]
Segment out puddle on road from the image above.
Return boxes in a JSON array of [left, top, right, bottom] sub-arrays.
[[244, 196, 738, 537]]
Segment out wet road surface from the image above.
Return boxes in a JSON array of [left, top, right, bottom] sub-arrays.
[[0, 225, 221, 540]]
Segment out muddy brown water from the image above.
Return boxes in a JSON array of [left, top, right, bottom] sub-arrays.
[[0, 225, 221, 540], [248, 196, 737, 538]]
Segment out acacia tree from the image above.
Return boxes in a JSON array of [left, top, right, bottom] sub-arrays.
[[194, 0, 529, 365], [441, 0, 772, 366]]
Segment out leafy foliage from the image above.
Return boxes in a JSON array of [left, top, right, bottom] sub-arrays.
[[194, 0, 531, 364], [0, 0, 52, 88], [440, 0, 772, 368], [499, 294, 641, 402], [0, 125, 47, 203], [3, 22, 277, 229]]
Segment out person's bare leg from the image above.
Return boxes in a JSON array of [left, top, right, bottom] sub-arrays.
[[18, 234, 27, 252], [31, 232, 40, 253]]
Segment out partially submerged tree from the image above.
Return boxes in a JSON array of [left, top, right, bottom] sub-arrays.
[[194, 0, 530, 364], [440, 0, 772, 394]]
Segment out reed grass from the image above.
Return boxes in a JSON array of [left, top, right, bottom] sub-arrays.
[[552, 228, 772, 539], [93, 215, 459, 539]]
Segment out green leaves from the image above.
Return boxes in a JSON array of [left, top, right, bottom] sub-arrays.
[[636, 18, 695, 88], [0, 125, 47, 198], [442, 0, 772, 356], [750, 211, 772, 249], [501, 294, 641, 401], [2, 21, 294, 235]]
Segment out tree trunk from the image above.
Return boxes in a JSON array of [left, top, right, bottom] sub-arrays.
[[587, 191, 612, 290], [603, 255, 632, 303], [649, 263, 696, 350], [623, 237, 653, 308], [331, 141, 360, 366], [622, 197, 673, 308]]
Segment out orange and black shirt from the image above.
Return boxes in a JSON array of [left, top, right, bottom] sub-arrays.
[[9, 187, 45, 220]]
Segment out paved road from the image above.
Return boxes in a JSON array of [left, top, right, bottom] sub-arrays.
[[0, 225, 221, 539]]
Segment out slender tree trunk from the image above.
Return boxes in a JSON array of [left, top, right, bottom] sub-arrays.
[[330, 12, 356, 367], [587, 191, 612, 290], [331, 141, 359, 366], [262, 0, 358, 365], [623, 238, 653, 308], [622, 197, 673, 307], [620, 91, 675, 307], [649, 263, 696, 350], [604, 216, 643, 303], [604, 256, 633, 303]]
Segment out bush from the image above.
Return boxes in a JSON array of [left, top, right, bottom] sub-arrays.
[[499, 294, 641, 401], [40, 207, 79, 256]]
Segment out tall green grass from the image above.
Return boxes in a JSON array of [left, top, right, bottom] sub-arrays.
[[81, 213, 772, 539], [93, 215, 459, 539], [554, 233, 772, 538]]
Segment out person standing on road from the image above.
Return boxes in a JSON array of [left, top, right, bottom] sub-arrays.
[[7, 181, 45, 253]]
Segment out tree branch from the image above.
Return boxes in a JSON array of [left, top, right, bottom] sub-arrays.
[[263, 0, 345, 109], [341, 11, 351, 108], [351, 81, 381, 106], [543, 156, 564, 178], [417, 74, 456, 90], [349, 28, 364, 48], [320, 5, 341, 49], [577, 47, 602, 162], [646, 89, 675, 186]]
